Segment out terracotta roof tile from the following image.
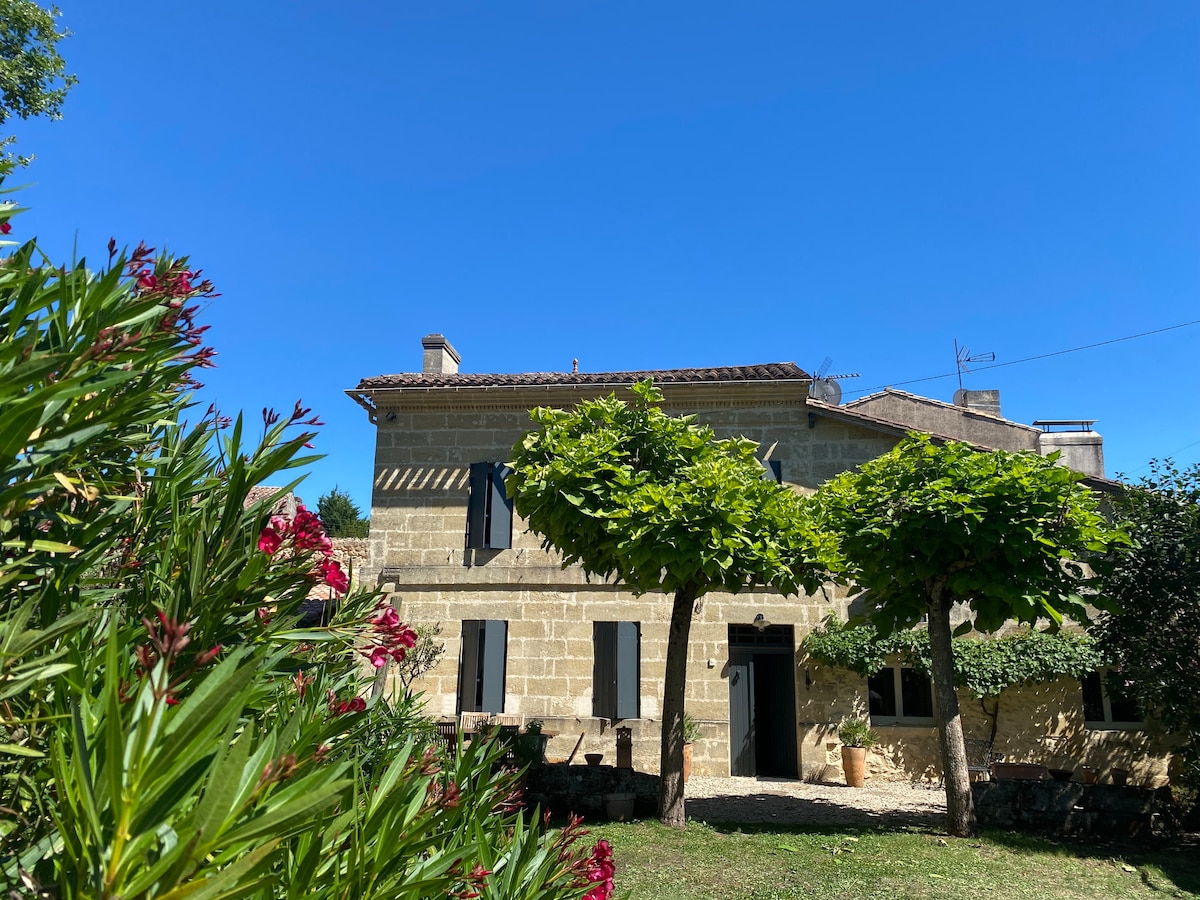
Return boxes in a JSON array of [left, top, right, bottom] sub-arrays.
[[355, 362, 809, 391]]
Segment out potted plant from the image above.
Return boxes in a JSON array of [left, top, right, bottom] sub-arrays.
[[515, 719, 548, 771], [837, 717, 878, 788], [682, 713, 702, 783]]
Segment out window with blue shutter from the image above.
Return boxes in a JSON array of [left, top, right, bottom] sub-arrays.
[[467, 462, 513, 549], [457, 619, 507, 713], [761, 459, 782, 483], [593, 621, 640, 720]]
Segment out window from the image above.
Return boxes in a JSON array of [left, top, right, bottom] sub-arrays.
[[457, 620, 507, 714], [1081, 671, 1141, 727], [467, 462, 513, 549], [868, 666, 934, 724], [760, 459, 782, 483], [593, 621, 640, 719]]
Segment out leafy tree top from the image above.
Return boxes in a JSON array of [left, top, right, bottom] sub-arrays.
[[814, 433, 1125, 634], [0, 1, 76, 163], [1095, 460, 1200, 783], [507, 380, 833, 598], [318, 486, 369, 538]]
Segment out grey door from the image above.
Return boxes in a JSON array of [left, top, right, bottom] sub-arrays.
[[728, 625, 798, 778]]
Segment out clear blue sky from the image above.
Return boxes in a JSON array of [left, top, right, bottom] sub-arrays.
[[12, 2, 1199, 509]]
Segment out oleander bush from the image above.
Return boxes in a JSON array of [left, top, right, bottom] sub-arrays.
[[0, 188, 611, 900]]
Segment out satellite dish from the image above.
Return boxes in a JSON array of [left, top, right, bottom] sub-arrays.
[[809, 377, 842, 405]]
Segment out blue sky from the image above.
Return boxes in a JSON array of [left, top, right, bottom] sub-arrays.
[[11, 2, 1199, 509]]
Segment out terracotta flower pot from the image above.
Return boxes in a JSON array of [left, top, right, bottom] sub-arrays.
[[842, 746, 867, 788], [683, 742, 693, 783], [1111, 767, 1129, 787]]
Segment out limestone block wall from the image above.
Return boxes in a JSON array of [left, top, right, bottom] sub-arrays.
[[797, 662, 1174, 787]]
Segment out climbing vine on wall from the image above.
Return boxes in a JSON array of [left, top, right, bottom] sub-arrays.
[[802, 617, 1105, 698]]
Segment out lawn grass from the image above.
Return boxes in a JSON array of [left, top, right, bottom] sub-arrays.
[[585, 819, 1200, 900]]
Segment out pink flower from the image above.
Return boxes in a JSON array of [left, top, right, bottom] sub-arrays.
[[0, 222, 11, 235], [582, 839, 615, 900], [367, 646, 389, 668], [320, 558, 349, 593], [371, 606, 400, 629], [257, 527, 283, 554]]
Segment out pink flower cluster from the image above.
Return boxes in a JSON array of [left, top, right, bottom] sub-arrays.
[[581, 839, 615, 900], [256, 504, 349, 593], [362, 604, 418, 668], [328, 690, 367, 716]]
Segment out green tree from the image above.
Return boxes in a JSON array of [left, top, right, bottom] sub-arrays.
[[318, 485, 370, 537], [507, 381, 832, 826], [813, 433, 1123, 837], [1095, 460, 1200, 789], [0, 1, 76, 165]]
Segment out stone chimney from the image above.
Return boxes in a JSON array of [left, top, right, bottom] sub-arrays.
[[953, 388, 1002, 417], [1034, 421, 1105, 478], [421, 334, 460, 374]]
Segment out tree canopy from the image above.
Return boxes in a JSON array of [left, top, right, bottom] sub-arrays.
[[813, 433, 1124, 836], [318, 485, 370, 538], [1095, 460, 1200, 789], [508, 380, 831, 825], [0, 1, 76, 164]]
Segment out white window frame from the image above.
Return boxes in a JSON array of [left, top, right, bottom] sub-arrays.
[[868, 664, 935, 726], [1081, 669, 1143, 730]]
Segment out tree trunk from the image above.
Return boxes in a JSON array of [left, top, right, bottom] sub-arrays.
[[658, 583, 699, 827], [927, 581, 977, 837]]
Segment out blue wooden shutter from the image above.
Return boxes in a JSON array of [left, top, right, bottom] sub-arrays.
[[615, 621, 639, 719], [481, 619, 507, 714], [593, 622, 617, 718], [466, 463, 489, 549], [457, 620, 483, 713], [488, 463, 513, 549], [761, 459, 782, 483]]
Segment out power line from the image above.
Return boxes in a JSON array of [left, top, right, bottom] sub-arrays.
[[844, 319, 1200, 398], [1122, 438, 1200, 477]]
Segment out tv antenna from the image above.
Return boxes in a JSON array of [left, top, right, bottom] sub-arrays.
[[954, 339, 994, 391], [808, 356, 860, 406]]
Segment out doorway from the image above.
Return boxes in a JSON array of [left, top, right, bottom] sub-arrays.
[[728, 624, 798, 778]]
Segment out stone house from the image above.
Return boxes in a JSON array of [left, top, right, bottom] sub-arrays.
[[346, 334, 1173, 785]]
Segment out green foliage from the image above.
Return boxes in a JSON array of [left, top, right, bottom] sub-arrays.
[[392, 620, 444, 697], [1095, 460, 1200, 788], [813, 433, 1124, 635], [508, 380, 833, 824], [0, 193, 600, 900], [812, 433, 1126, 836], [0, 1, 76, 164], [836, 717, 879, 749], [804, 617, 1105, 699], [508, 380, 833, 598], [682, 713, 701, 745], [317, 485, 369, 538]]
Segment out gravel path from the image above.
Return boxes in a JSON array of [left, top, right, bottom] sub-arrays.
[[684, 776, 947, 829]]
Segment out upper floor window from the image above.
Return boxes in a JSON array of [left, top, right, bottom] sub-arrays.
[[467, 462, 513, 550], [868, 665, 934, 725], [1081, 671, 1141, 728], [593, 621, 640, 720]]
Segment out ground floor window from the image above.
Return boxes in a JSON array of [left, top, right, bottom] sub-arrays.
[[1081, 670, 1141, 728], [593, 621, 640, 719], [868, 666, 934, 724], [457, 619, 507, 714]]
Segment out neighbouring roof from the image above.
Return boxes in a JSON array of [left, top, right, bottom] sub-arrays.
[[807, 397, 1123, 493], [845, 388, 1040, 432], [355, 362, 811, 391]]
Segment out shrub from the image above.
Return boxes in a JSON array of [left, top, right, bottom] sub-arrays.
[[0, 193, 606, 900]]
